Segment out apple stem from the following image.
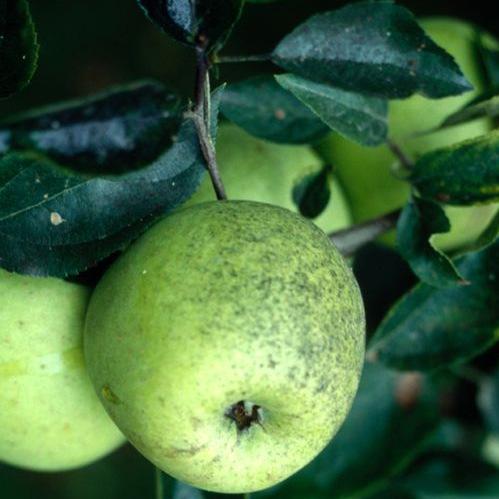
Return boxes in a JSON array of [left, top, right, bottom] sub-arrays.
[[329, 209, 401, 257], [191, 44, 228, 201], [387, 139, 414, 171]]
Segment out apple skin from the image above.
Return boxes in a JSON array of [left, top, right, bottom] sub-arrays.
[[84, 201, 365, 493], [187, 123, 352, 233], [0, 269, 125, 472], [316, 18, 498, 250]]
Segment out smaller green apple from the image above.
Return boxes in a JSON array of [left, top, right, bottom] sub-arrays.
[[316, 18, 499, 251], [187, 123, 352, 233], [0, 269, 125, 472]]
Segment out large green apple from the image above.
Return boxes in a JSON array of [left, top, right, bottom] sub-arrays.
[[0, 270, 125, 471], [316, 18, 498, 250], [187, 123, 352, 233], [84, 201, 365, 493]]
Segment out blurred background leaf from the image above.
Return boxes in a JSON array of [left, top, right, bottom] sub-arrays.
[[253, 362, 441, 499], [370, 240, 499, 371], [0, 0, 39, 99]]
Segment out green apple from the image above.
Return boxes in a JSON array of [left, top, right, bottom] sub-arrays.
[[0, 269, 125, 471], [84, 201, 365, 493], [316, 18, 499, 251], [187, 123, 352, 233]]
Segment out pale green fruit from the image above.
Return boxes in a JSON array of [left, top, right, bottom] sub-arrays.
[[0, 270, 125, 471], [317, 18, 499, 251], [187, 124, 352, 233], [84, 201, 365, 493]]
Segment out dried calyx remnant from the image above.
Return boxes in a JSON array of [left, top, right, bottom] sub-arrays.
[[225, 400, 263, 432]]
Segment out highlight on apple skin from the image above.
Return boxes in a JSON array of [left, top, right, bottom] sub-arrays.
[[84, 201, 366, 494]]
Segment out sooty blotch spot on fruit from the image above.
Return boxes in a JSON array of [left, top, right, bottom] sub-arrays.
[[101, 385, 122, 405], [191, 417, 203, 430], [315, 381, 327, 394], [267, 355, 277, 369], [166, 444, 207, 458]]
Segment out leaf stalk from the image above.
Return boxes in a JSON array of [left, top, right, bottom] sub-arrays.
[[330, 210, 401, 256]]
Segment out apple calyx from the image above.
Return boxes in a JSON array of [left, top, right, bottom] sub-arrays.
[[225, 400, 263, 432]]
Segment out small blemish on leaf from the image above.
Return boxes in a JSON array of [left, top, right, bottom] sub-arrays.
[[50, 212, 65, 226], [395, 372, 422, 410], [274, 108, 286, 120]]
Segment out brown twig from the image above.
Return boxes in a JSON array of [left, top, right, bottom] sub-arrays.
[[387, 138, 414, 171], [192, 45, 227, 201], [329, 210, 401, 257]]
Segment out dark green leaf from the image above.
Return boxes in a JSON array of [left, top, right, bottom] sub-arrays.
[[220, 75, 329, 144], [410, 131, 499, 206], [275, 74, 388, 146], [272, 1, 471, 99], [292, 166, 331, 219], [255, 362, 440, 499], [0, 88, 223, 277], [397, 197, 467, 288], [136, 0, 243, 52], [399, 452, 499, 498], [478, 43, 499, 89], [0, 0, 39, 99], [369, 240, 499, 371], [478, 368, 499, 435], [0, 80, 182, 174]]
